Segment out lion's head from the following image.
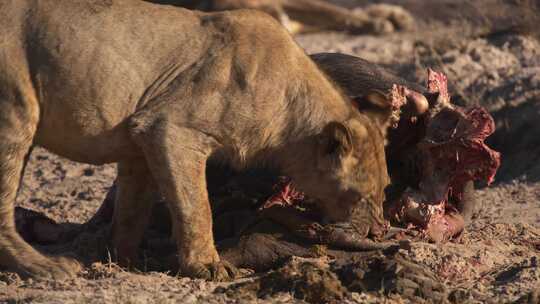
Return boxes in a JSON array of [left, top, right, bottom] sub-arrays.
[[288, 91, 400, 237]]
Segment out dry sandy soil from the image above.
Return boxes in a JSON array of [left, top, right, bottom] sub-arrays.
[[1, 0, 540, 303]]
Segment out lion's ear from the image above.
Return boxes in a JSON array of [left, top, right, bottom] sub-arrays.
[[353, 90, 394, 134], [319, 121, 353, 157]]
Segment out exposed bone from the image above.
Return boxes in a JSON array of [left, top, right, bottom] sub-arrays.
[[404, 88, 429, 116]]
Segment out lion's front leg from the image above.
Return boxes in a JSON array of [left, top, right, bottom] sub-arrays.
[[129, 120, 237, 281]]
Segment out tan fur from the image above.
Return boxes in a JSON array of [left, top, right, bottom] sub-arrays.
[[0, 0, 390, 280], [151, 0, 415, 34]]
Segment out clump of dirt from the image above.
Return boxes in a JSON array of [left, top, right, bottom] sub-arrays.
[[336, 254, 448, 302], [221, 257, 347, 303], [221, 252, 450, 304], [517, 290, 540, 304]]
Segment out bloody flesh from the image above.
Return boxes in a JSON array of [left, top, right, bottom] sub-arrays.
[[263, 70, 501, 243], [387, 69, 500, 242]]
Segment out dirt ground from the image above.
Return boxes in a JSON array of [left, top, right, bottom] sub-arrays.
[[2, 0, 540, 303]]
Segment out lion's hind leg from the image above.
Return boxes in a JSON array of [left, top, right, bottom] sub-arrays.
[[111, 159, 157, 269]]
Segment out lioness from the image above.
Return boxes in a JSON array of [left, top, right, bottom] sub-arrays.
[[148, 0, 415, 34], [0, 0, 395, 281]]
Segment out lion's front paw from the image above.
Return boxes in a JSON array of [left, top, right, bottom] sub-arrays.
[[181, 260, 239, 282], [15, 255, 81, 280], [364, 4, 416, 31], [364, 18, 395, 34]]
